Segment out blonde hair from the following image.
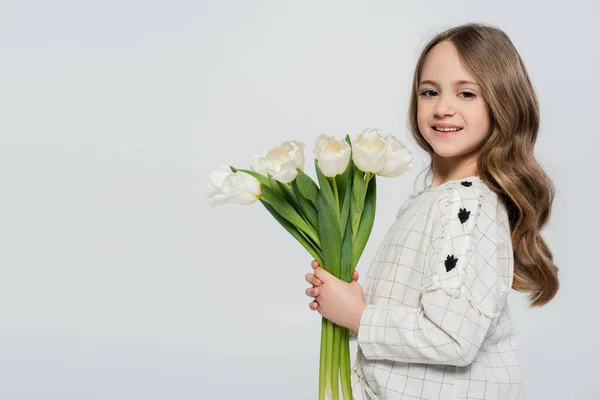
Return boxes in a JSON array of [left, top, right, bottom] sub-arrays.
[[407, 23, 559, 307]]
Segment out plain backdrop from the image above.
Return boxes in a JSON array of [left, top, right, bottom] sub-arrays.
[[1, 1, 598, 399]]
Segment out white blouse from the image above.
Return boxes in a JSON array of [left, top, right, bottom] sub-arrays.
[[349, 176, 525, 400]]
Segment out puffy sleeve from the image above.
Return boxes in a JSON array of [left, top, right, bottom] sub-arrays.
[[356, 181, 513, 366]]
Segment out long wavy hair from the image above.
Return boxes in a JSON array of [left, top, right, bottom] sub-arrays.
[[407, 23, 559, 307]]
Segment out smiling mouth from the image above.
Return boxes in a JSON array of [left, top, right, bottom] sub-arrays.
[[432, 127, 462, 137], [432, 126, 463, 132]]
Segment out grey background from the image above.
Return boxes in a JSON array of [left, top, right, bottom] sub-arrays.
[[0, 1, 597, 399]]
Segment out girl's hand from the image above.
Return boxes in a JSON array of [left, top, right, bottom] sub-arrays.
[[305, 261, 359, 310], [304, 260, 366, 333]]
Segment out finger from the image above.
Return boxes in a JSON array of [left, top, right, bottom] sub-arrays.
[[311, 260, 319, 268], [305, 273, 314, 285], [313, 266, 332, 282], [353, 270, 359, 281], [305, 287, 319, 297], [309, 300, 319, 311], [305, 273, 321, 286]]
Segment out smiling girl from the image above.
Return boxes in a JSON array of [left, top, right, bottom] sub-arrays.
[[304, 23, 559, 399]]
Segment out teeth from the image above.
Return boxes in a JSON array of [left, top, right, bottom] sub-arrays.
[[434, 127, 462, 132]]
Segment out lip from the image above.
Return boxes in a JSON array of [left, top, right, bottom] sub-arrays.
[[432, 123, 462, 129], [432, 126, 462, 138]]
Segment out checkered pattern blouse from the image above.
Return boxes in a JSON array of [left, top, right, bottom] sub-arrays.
[[349, 176, 525, 400]]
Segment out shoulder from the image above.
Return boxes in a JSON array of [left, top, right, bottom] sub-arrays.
[[433, 177, 500, 229], [436, 176, 497, 206]]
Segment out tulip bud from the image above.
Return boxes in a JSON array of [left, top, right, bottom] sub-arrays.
[[251, 140, 305, 184], [313, 135, 351, 177], [351, 128, 387, 174], [377, 136, 414, 177], [206, 164, 262, 207]]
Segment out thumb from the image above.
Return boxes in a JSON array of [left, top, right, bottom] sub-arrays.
[[313, 266, 334, 282]]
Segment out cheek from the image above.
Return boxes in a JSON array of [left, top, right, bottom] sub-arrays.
[[417, 120, 431, 139], [465, 109, 491, 138], [417, 108, 430, 132]]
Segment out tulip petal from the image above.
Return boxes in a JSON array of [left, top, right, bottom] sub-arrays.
[[251, 140, 304, 183], [223, 173, 261, 205], [313, 135, 351, 177], [207, 164, 234, 188], [208, 193, 232, 208], [378, 136, 414, 178], [352, 128, 386, 173], [206, 164, 262, 207]]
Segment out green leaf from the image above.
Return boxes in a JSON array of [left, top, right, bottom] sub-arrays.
[[261, 184, 321, 248], [268, 174, 288, 198], [338, 156, 354, 241], [292, 179, 319, 231], [272, 178, 303, 213], [344, 134, 352, 147], [232, 167, 270, 187], [296, 169, 320, 210], [340, 205, 353, 283], [259, 199, 322, 266], [335, 158, 351, 209], [315, 159, 337, 216], [352, 175, 376, 268], [351, 165, 367, 236], [317, 190, 342, 278]]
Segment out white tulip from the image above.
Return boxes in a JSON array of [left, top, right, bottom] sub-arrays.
[[313, 134, 352, 177], [377, 136, 414, 178], [251, 140, 305, 184], [351, 128, 387, 174], [206, 164, 262, 207]]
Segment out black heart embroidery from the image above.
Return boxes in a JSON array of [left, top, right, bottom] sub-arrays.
[[458, 207, 470, 224], [445, 254, 458, 272], [461, 181, 472, 187]]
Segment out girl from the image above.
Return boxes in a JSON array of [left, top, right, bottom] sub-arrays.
[[304, 23, 559, 400]]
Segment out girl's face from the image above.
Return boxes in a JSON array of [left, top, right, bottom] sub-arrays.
[[417, 41, 491, 160]]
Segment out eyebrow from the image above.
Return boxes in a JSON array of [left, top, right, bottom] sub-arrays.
[[418, 79, 479, 87]]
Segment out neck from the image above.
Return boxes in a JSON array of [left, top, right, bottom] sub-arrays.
[[431, 149, 480, 186]]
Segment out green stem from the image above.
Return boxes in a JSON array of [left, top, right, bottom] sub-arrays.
[[332, 324, 341, 400], [325, 319, 334, 400], [330, 177, 340, 219], [319, 317, 327, 400], [340, 328, 352, 399]]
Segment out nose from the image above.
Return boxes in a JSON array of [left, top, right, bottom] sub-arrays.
[[433, 95, 455, 117]]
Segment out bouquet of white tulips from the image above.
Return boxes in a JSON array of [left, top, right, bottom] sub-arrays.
[[207, 128, 413, 399]]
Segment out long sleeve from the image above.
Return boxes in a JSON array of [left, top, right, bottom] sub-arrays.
[[356, 182, 511, 366]]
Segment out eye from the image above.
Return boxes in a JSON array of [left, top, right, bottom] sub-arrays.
[[419, 90, 476, 99]]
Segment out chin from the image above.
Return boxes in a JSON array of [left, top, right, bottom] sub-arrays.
[[431, 147, 463, 158], [428, 139, 469, 157]]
